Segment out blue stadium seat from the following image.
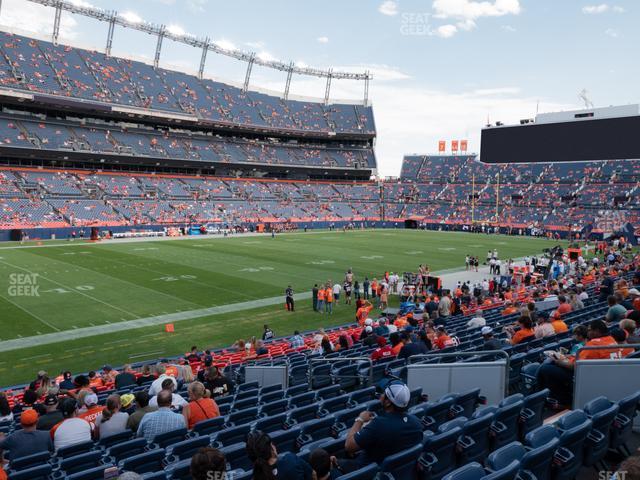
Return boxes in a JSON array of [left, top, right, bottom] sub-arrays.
[[334, 463, 379, 479], [317, 384, 343, 400], [297, 417, 336, 449], [378, 443, 422, 480], [487, 440, 558, 480], [260, 390, 286, 404], [420, 425, 462, 480], [449, 388, 481, 418], [55, 440, 95, 459], [118, 449, 166, 474], [221, 442, 254, 472], [166, 458, 191, 480], [66, 465, 116, 480], [191, 416, 225, 437], [332, 405, 368, 437], [7, 464, 53, 480], [105, 438, 149, 464], [232, 397, 257, 411], [582, 396, 619, 468], [254, 412, 288, 434], [411, 396, 455, 432], [270, 426, 302, 453], [483, 460, 520, 480], [165, 435, 211, 463], [227, 407, 259, 426], [487, 398, 524, 449], [8, 451, 51, 472], [290, 365, 310, 386], [58, 451, 104, 475], [519, 389, 549, 439], [212, 424, 251, 449], [441, 462, 486, 480], [260, 384, 282, 395], [150, 427, 188, 449], [238, 381, 259, 392], [347, 386, 377, 407], [260, 398, 289, 417], [333, 364, 360, 391], [286, 383, 310, 397], [141, 472, 167, 480], [456, 412, 494, 465], [319, 394, 352, 415], [97, 430, 134, 449], [538, 412, 592, 480], [610, 390, 640, 455], [310, 364, 333, 389], [290, 391, 317, 408], [286, 405, 320, 426]]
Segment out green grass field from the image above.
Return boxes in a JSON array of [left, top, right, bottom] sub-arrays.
[[0, 229, 564, 386]]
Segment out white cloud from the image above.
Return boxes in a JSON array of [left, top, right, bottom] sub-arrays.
[[582, 4, 609, 14], [67, 0, 94, 7], [186, 0, 208, 13], [256, 50, 277, 62], [166, 24, 186, 36], [317, 36, 330, 44], [612, 5, 625, 12], [432, 0, 521, 20], [501, 25, 516, 32], [120, 11, 143, 24], [378, 0, 399, 16], [471, 87, 521, 96], [215, 38, 237, 51], [434, 24, 458, 37], [245, 41, 266, 50], [604, 28, 619, 37], [0, 0, 80, 40], [333, 64, 411, 82]]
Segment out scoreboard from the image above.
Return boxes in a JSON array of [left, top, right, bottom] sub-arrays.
[[480, 104, 640, 164]]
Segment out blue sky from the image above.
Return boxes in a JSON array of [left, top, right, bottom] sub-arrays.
[[0, 0, 637, 176]]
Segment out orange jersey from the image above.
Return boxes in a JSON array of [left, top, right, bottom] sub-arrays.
[[77, 405, 103, 426], [511, 328, 535, 345], [576, 336, 619, 360], [326, 290, 333, 302], [165, 365, 179, 377], [357, 305, 373, 325], [551, 320, 568, 334], [317, 289, 326, 301]]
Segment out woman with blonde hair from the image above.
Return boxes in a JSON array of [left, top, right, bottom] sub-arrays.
[[182, 381, 220, 429], [95, 394, 129, 439]]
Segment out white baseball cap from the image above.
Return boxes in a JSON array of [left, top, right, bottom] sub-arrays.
[[364, 318, 373, 326], [481, 326, 493, 336], [628, 288, 640, 296], [384, 381, 411, 409], [365, 326, 373, 333], [84, 393, 98, 406]]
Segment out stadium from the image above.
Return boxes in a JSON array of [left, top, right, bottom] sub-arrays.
[[0, 1, 639, 479]]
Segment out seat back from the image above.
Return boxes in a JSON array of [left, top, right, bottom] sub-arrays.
[[453, 388, 481, 418], [486, 442, 525, 471], [290, 391, 316, 408], [221, 442, 254, 472], [67, 465, 115, 480], [96, 430, 133, 449], [192, 416, 225, 436], [492, 400, 524, 449], [483, 459, 520, 480], [213, 424, 251, 448], [260, 399, 289, 416], [227, 407, 259, 426], [458, 412, 494, 465], [254, 412, 288, 434], [422, 426, 463, 480], [119, 448, 166, 474], [441, 462, 486, 480], [106, 438, 148, 463], [521, 436, 559, 480], [56, 440, 95, 459], [520, 389, 549, 437], [379, 443, 422, 480], [59, 451, 104, 475], [166, 436, 211, 462], [8, 451, 50, 472], [270, 427, 302, 454], [333, 463, 379, 480], [7, 464, 53, 480], [151, 427, 188, 448]]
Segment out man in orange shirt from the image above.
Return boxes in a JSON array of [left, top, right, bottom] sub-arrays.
[[552, 295, 572, 321], [356, 301, 373, 325], [325, 285, 334, 314], [317, 287, 326, 313], [537, 320, 618, 406], [77, 392, 103, 427], [506, 317, 535, 345]]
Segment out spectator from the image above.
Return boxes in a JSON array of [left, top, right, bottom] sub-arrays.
[[0, 409, 52, 460], [102, 365, 118, 384], [398, 331, 428, 359], [309, 448, 339, 480], [606, 295, 628, 324], [481, 326, 502, 350], [77, 392, 102, 426], [246, 430, 312, 479], [389, 332, 403, 356], [182, 381, 220, 429], [362, 327, 378, 347], [254, 339, 269, 356], [552, 295, 572, 319], [321, 337, 335, 355], [185, 346, 200, 363], [371, 337, 394, 361], [126, 392, 156, 432], [374, 318, 390, 336], [12, 389, 45, 415], [506, 317, 535, 345], [466, 314, 486, 329], [599, 272, 614, 301], [534, 315, 556, 339], [202, 367, 234, 398], [120, 394, 135, 415], [37, 394, 63, 431], [95, 395, 129, 439], [343, 381, 422, 470], [433, 326, 455, 350], [58, 371, 75, 390], [137, 390, 186, 442], [148, 364, 178, 396], [136, 365, 155, 386], [0, 395, 12, 423], [190, 447, 226, 480], [337, 334, 353, 351], [149, 378, 188, 409], [537, 320, 619, 406], [51, 398, 93, 451], [115, 364, 137, 390], [437, 293, 452, 321], [262, 324, 274, 341], [620, 319, 640, 345], [289, 330, 305, 349]]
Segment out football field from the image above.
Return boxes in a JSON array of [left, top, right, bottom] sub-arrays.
[[0, 229, 563, 386]]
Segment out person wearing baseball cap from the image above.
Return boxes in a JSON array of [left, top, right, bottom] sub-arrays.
[[481, 326, 503, 351], [0, 408, 52, 459], [343, 380, 422, 470], [37, 394, 63, 431]]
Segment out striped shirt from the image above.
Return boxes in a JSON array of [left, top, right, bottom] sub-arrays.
[[137, 407, 185, 442]]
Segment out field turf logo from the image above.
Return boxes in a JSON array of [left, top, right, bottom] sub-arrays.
[[8, 273, 40, 297]]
